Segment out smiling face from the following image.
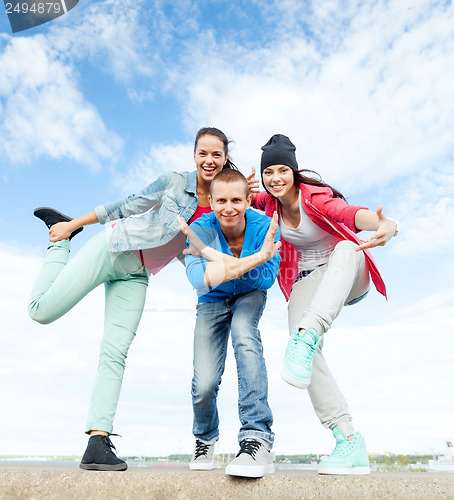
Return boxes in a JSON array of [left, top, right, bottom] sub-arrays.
[[194, 134, 227, 184], [209, 179, 251, 235], [262, 164, 296, 199]]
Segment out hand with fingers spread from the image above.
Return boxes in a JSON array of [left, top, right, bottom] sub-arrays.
[[258, 212, 282, 261], [356, 206, 398, 251], [177, 216, 209, 257], [247, 166, 260, 194]]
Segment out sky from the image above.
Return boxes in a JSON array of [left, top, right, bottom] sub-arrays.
[[0, 0, 453, 460]]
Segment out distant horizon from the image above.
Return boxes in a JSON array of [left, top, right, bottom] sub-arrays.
[[0, 450, 446, 460]]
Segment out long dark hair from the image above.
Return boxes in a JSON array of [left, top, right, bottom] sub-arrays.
[[294, 169, 346, 201], [194, 127, 238, 170]]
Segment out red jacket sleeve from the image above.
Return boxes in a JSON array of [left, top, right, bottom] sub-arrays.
[[307, 186, 368, 233]]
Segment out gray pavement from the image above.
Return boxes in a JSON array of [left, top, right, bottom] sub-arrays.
[[0, 465, 453, 500]]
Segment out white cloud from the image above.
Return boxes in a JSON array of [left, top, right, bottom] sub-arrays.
[[112, 142, 194, 195], [387, 162, 454, 257], [168, 0, 454, 194], [0, 34, 122, 169], [52, 0, 155, 84], [398, 287, 454, 324], [0, 0, 155, 169]]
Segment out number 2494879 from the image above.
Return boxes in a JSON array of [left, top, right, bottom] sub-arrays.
[[5, 2, 62, 14]]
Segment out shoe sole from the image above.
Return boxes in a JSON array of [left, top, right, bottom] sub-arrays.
[[34, 207, 83, 239], [189, 462, 214, 471], [225, 463, 275, 478], [34, 207, 72, 222], [318, 466, 370, 475], [79, 463, 128, 471], [280, 368, 309, 389]]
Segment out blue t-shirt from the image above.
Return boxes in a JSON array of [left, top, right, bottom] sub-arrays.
[[185, 209, 281, 302]]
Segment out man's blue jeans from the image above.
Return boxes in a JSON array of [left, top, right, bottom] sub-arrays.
[[192, 288, 274, 450]]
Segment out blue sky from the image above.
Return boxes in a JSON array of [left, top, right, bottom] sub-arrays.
[[1, 0, 453, 458]]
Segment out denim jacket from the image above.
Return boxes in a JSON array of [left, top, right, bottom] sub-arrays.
[[95, 170, 198, 252]]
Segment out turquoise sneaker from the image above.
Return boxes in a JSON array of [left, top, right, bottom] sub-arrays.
[[280, 327, 321, 389], [317, 427, 371, 475]]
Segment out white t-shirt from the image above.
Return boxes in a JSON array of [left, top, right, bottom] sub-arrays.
[[279, 195, 342, 271]]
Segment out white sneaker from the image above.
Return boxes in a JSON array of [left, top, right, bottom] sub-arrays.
[[225, 439, 275, 478], [189, 440, 214, 470]]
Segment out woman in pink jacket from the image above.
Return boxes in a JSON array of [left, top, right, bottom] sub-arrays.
[[250, 134, 398, 475]]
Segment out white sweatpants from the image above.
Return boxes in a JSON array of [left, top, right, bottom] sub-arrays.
[[287, 240, 370, 436]]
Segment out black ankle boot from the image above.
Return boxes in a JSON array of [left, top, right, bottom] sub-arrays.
[[33, 207, 83, 241], [79, 435, 128, 471]]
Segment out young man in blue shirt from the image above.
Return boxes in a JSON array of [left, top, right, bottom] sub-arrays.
[[178, 169, 281, 478]]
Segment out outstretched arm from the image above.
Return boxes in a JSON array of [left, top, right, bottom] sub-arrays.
[[49, 211, 99, 242], [355, 206, 398, 251], [178, 216, 228, 263], [204, 212, 281, 287], [180, 213, 281, 288]]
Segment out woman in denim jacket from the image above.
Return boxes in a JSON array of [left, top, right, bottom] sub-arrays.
[[249, 134, 398, 476], [28, 127, 235, 471]]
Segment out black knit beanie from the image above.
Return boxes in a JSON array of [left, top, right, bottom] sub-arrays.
[[260, 134, 298, 174]]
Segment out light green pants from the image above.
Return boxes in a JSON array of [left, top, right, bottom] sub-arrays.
[[28, 230, 149, 434]]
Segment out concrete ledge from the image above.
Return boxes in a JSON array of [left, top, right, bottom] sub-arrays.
[[0, 466, 453, 500]]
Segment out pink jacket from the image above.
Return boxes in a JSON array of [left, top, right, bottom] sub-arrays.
[[253, 183, 387, 301]]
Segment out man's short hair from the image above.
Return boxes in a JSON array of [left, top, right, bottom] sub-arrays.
[[210, 169, 250, 197]]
